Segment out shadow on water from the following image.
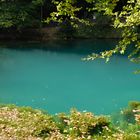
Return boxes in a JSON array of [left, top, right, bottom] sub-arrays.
[[0, 39, 118, 56]]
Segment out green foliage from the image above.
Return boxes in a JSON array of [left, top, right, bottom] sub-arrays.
[[84, 0, 140, 64], [55, 109, 110, 137], [112, 101, 140, 129], [1, 0, 140, 65], [0, 104, 140, 139], [0, 0, 44, 29], [46, 0, 91, 27], [46, 0, 140, 64]]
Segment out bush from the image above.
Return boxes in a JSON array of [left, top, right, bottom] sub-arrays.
[[0, 103, 139, 139]]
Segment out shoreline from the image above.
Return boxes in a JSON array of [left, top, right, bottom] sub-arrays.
[[0, 26, 122, 42]]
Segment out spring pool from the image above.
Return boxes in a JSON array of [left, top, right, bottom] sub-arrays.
[[0, 40, 140, 115]]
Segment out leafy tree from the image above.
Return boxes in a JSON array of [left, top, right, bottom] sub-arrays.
[[47, 0, 140, 70], [86, 0, 140, 64], [0, 0, 44, 29]]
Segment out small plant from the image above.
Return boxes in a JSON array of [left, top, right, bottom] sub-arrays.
[[120, 101, 140, 124], [57, 109, 110, 136]]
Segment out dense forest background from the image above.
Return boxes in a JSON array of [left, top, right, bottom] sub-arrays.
[[0, 0, 128, 29]]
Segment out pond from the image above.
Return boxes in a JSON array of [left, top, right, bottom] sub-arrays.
[[0, 40, 140, 115]]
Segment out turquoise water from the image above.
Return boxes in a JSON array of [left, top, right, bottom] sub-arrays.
[[0, 40, 140, 115]]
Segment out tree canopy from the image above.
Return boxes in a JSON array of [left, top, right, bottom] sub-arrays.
[[47, 0, 140, 66], [0, 0, 44, 29], [0, 0, 140, 68]]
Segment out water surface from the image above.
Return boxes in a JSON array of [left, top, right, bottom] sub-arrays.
[[0, 40, 140, 115]]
